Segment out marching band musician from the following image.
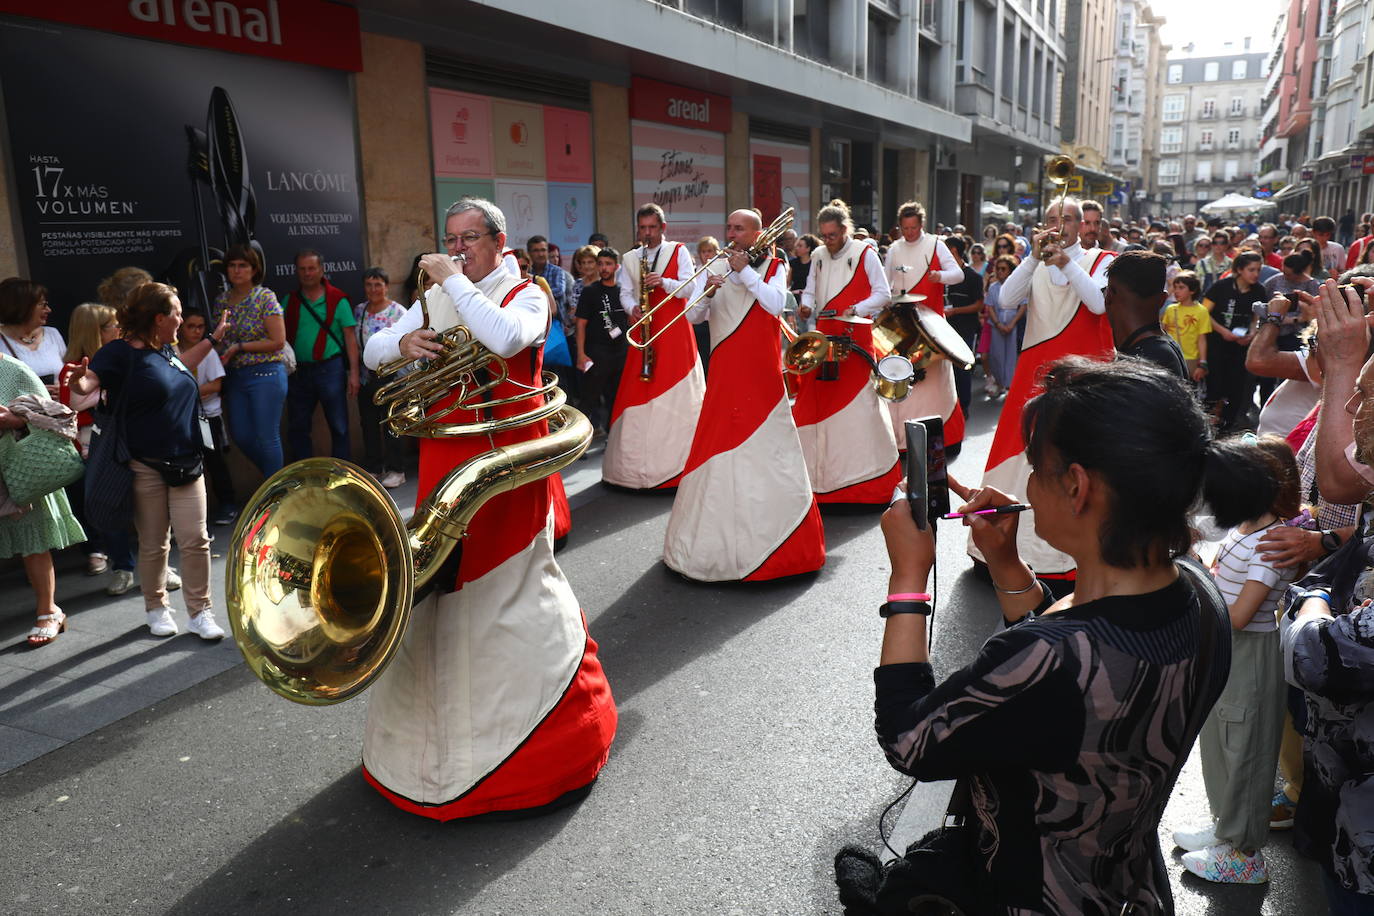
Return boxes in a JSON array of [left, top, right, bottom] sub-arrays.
[[602, 203, 705, 489], [662, 209, 826, 582], [361, 197, 616, 820], [881, 200, 966, 451], [972, 198, 1116, 582], [793, 198, 901, 504]]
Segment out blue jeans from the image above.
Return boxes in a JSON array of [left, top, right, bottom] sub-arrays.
[[287, 355, 350, 461], [224, 361, 287, 477]]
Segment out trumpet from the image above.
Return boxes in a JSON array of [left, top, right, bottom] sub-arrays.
[[1039, 155, 1076, 261], [627, 207, 795, 351]]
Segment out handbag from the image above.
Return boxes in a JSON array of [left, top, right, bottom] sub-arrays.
[[0, 424, 84, 506], [139, 452, 204, 487], [975, 320, 993, 356], [84, 358, 134, 533], [835, 778, 991, 916]]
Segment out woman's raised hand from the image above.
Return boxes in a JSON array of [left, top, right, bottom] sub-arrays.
[[960, 484, 1023, 567]]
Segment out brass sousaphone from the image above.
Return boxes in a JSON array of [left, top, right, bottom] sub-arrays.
[[226, 258, 591, 705]]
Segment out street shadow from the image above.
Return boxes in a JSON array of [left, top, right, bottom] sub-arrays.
[[163, 713, 653, 914]]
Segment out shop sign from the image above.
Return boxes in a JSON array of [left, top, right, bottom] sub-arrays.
[[1302, 168, 1315, 180], [749, 138, 810, 232], [0, 22, 365, 317], [630, 76, 732, 134], [1363, 158, 1374, 175], [631, 120, 725, 244], [1352, 154, 1367, 170], [0, 0, 361, 71]]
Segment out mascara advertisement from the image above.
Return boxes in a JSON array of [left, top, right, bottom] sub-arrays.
[[0, 19, 364, 321]]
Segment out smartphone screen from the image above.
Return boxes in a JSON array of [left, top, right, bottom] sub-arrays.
[[903, 421, 928, 529], [918, 416, 950, 525]]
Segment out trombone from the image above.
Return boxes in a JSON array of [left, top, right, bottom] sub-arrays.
[[626, 207, 795, 351]]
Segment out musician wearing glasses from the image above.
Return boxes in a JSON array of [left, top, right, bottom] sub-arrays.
[[360, 197, 617, 821], [793, 198, 901, 504], [602, 203, 705, 489], [881, 200, 967, 452], [972, 198, 1115, 583], [662, 209, 826, 582]]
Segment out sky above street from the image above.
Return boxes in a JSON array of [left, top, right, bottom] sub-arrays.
[[1151, 0, 1284, 58]]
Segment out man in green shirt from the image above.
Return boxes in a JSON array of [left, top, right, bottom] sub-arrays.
[[282, 249, 360, 461]]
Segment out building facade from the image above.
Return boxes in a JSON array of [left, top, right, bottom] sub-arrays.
[[1307, 0, 1369, 219], [1263, 0, 1325, 213], [1108, 0, 1166, 217], [1156, 52, 1268, 215], [1061, 0, 1124, 197], [953, 0, 1068, 228]]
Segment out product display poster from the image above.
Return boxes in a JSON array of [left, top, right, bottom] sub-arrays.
[[430, 88, 494, 178], [434, 179, 497, 239], [631, 120, 726, 245], [545, 183, 596, 255], [0, 22, 364, 319], [543, 106, 593, 183], [494, 179, 551, 250], [490, 99, 547, 179]]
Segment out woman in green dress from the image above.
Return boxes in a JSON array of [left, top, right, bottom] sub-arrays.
[[0, 352, 84, 646]]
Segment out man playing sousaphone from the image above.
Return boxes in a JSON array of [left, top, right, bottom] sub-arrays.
[[972, 197, 1116, 584], [360, 196, 616, 819], [604, 203, 705, 489], [880, 200, 967, 451], [793, 198, 900, 504]]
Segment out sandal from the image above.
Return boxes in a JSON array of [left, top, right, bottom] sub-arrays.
[[27, 610, 66, 647]]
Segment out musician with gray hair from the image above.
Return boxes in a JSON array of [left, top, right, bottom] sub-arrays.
[[361, 196, 617, 819]]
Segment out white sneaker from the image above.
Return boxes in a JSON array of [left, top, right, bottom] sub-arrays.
[[1181, 844, 1270, 884], [165, 567, 182, 591], [380, 471, 405, 489], [146, 608, 178, 637], [1172, 824, 1219, 851], [186, 610, 225, 641], [107, 569, 136, 596]]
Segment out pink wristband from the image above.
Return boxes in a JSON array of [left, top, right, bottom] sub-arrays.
[[887, 592, 932, 602]]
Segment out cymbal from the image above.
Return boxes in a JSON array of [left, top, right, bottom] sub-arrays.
[[833, 315, 873, 325], [890, 293, 928, 306]]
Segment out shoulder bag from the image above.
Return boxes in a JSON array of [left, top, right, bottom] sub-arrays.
[[84, 357, 134, 532], [0, 413, 84, 507]]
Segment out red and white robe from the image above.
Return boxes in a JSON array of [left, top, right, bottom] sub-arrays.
[[879, 233, 965, 449], [603, 242, 705, 489], [663, 255, 825, 581], [972, 244, 1115, 577], [793, 237, 900, 504], [502, 253, 572, 541], [360, 265, 616, 820]]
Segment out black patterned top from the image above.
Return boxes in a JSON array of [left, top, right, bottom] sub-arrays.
[[875, 577, 1227, 915]]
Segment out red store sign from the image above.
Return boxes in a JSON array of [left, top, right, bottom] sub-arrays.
[[630, 76, 732, 133], [0, 0, 362, 71]]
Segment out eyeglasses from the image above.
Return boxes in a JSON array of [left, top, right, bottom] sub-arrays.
[[443, 230, 496, 247], [819, 230, 846, 242]]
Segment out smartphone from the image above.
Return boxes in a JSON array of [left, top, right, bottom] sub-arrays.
[[903, 417, 950, 529]]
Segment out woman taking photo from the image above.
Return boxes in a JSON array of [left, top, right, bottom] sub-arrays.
[[212, 244, 287, 477], [0, 353, 84, 647], [69, 283, 227, 640], [0, 279, 64, 395], [860, 357, 1231, 914]]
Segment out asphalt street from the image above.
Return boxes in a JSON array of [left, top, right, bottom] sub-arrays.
[[0, 392, 1325, 915]]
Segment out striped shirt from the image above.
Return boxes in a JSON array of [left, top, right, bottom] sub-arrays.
[[1211, 524, 1296, 632]]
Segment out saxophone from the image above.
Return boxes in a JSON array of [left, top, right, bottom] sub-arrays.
[[637, 246, 655, 381]]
